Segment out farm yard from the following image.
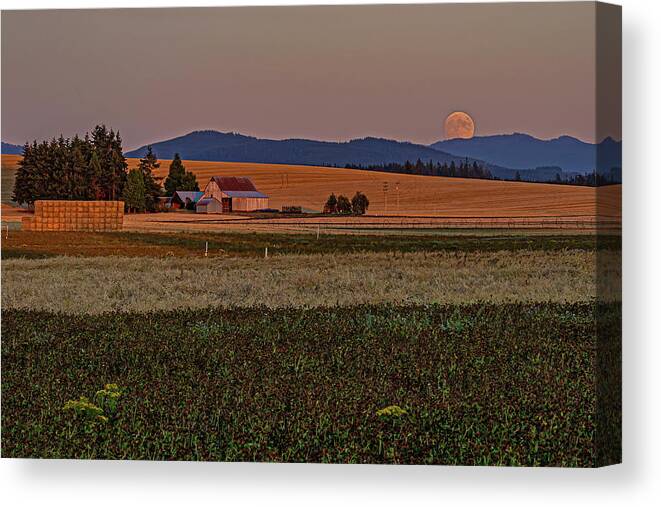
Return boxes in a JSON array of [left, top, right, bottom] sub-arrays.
[[0, 154, 621, 465]]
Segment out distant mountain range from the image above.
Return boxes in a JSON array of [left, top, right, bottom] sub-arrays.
[[1, 142, 23, 155], [431, 133, 621, 174], [3, 131, 622, 183], [125, 130, 480, 168]]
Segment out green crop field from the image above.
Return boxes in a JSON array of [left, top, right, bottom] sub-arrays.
[[1, 302, 620, 466], [2, 229, 621, 259]]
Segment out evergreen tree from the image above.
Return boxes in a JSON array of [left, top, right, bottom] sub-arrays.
[[325, 193, 338, 213], [12, 143, 35, 206], [91, 125, 127, 200], [88, 150, 104, 200], [68, 136, 90, 200], [123, 169, 146, 213], [181, 170, 200, 192], [136, 146, 162, 211], [164, 153, 186, 195]]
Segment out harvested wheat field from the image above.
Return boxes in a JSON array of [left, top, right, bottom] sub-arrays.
[[1, 155, 621, 219], [138, 158, 618, 218]]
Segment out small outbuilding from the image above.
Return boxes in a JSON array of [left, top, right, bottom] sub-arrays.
[[171, 190, 204, 210], [195, 197, 224, 214], [196, 176, 269, 213], [155, 196, 172, 211]]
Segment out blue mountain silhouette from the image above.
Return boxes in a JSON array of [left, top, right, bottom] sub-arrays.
[[1, 142, 23, 155], [431, 133, 621, 174], [125, 130, 475, 168]]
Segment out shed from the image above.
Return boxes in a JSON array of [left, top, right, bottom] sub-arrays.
[[156, 196, 172, 211], [195, 197, 224, 214]]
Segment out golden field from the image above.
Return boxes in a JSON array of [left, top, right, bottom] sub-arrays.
[[1, 154, 621, 218]]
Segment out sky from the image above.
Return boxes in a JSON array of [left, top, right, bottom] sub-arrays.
[[1, 3, 621, 150]]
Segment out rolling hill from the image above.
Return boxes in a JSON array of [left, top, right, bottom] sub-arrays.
[[125, 130, 493, 171]]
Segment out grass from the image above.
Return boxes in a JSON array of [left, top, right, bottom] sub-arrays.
[[1, 250, 621, 314], [0, 302, 621, 465], [1, 229, 621, 260]]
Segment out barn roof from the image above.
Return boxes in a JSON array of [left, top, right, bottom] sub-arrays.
[[197, 197, 221, 206], [211, 176, 259, 192], [223, 190, 268, 199], [173, 190, 204, 203]]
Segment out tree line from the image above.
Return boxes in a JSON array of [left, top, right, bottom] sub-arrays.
[[12, 125, 199, 212], [345, 159, 493, 180], [13, 125, 127, 205], [344, 158, 619, 187]]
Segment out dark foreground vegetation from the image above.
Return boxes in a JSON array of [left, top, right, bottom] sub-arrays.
[[1, 230, 621, 259], [2, 302, 620, 466]]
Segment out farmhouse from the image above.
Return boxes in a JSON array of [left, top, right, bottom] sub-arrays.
[[196, 176, 268, 213]]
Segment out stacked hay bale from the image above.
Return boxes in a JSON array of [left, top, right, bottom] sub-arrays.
[[22, 200, 123, 231]]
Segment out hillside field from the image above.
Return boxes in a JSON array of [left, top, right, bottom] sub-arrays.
[[1, 154, 621, 218]]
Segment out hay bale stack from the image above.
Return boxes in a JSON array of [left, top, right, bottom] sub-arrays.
[[22, 200, 124, 232]]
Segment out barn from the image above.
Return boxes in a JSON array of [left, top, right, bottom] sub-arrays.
[[196, 176, 269, 213]]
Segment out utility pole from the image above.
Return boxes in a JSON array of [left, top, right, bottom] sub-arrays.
[[382, 181, 389, 215], [395, 181, 400, 212]]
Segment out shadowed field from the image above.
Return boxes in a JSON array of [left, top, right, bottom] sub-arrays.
[[1, 230, 620, 259]]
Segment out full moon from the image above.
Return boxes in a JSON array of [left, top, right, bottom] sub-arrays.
[[444, 111, 475, 139]]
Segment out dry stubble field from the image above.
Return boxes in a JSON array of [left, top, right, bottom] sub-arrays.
[[1, 249, 621, 314], [1, 154, 621, 223]]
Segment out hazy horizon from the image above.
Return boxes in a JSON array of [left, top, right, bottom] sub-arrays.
[[2, 3, 621, 149]]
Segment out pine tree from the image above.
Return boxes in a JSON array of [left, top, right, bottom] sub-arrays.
[[111, 130, 128, 199], [123, 168, 146, 213], [325, 193, 338, 213], [91, 125, 127, 200], [180, 170, 200, 191], [164, 153, 186, 196], [12, 143, 35, 206], [68, 136, 89, 200], [136, 146, 162, 211], [88, 150, 103, 200]]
